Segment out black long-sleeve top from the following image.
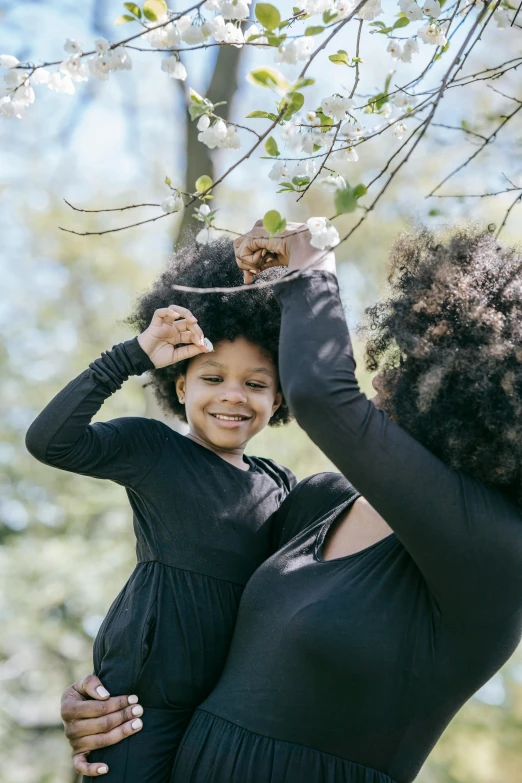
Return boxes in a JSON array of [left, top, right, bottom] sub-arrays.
[[172, 272, 522, 783], [25, 338, 295, 719]]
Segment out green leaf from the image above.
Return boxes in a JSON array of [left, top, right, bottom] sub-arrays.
[[124, 2, 142, 17], [393, 16, 410, 29], [282, 91, 304, 120], [335, 186, 358, 214], [266, 34, 286, 46], [329, 49, 349, 66], [428, 208, 442, 216], [293, 6, 302, 13], [292, 175, 310, 187], [292, 77, 315, 90], [384, 70, 394, 93], [263, 209, 286, 235], [369, 20, 387, 28], [246, 110, 278, 120], [318, 110, 333, 130], [255, 3, 281, 29], [353, 183, 367, 199], [248, 66, 289, 92], [143, 0, 167, 21], [115, 13, 137, 23], [305, 25, 324, 35], [323, 9, 338, 23], [195, 175, 213, 194], [165, 175, 172, 187], [265, 136, 280, 156]]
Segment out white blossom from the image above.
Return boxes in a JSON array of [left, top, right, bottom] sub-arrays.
[[321, 173, 346, 192], [401, 2, 424, 21], [380, 102, 392, 118], [88, 55, 111, 81], [275, 37, 314, 64], [340, 120, 365, 139], [358, 0, 383, 20], [110, 49, 132, 71], [196, 204, 211, 217], [224, 125, 241, 149], [494, 8, 512, 27], [196, 226, 219, 244], [387, 40, 403, 60], [161, 56, 187, 80], [401, 37, 419, 62], [0, 95, 25, 118], [320, 94, 354, 121], [393, 89, 416, 108], [198, 118, 231, 149], [268, 160, 289, 181], [4, 69, 26, 88], [393, 120, 407, 139], [181, 22, 208, 45], [47, 72, 75, 94], [94, 37, 110, 54], [0, 54, 20, 69], [60, 56, 88, 82], [306, 217, 340, 249], [244, 24, 269, 46], [418, 21, 448, 45], [64, 38, 83, 55], [422, 0, 441, 18], [301, 0, 335, 14], [144, 26, 171, 47], [211, 16, 244, 46], [332, 145, 358, 162], [161, 194, 185, 213], [12, 82, 35, 107], [31, 68, 50, 85], [220, 0, 251, 20], [197, 114, 211, 131], [312, 128, 334, 147], [335, 0, 356, 19], [280, 120, 302, 151], [301, 133, 315, 154], [291, 158, 317, 179], [305, 110, 321, 127], [204, 0, 223, 10]]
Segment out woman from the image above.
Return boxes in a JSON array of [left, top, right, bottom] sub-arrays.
[[61, 223, 522, 782]]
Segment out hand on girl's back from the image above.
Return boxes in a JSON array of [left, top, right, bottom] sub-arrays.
[[137, 304, 213, 369]]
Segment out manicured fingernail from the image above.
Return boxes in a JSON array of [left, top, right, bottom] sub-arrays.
[[131, 705, 143, 716], [128, 694, 139, 704], [203, 338, 213, 352], [97, 767, 108, 775], [96, 686, 110, 698], [132, 718, 143, 730]]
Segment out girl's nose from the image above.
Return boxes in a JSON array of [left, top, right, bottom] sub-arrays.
[[219, 385, 248, 404]]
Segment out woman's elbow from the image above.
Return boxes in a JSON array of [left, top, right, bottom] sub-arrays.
[[25, 421, 51, 464]]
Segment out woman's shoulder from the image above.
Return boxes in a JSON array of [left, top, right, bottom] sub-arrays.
[[271, 471, 355, 549]]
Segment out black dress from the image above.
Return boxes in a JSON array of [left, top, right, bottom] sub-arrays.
[[170, 272, 522, 783], [25, 337, 295, 782]]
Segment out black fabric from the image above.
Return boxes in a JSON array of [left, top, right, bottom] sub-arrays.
[[25, 337, 296, 782], [171, 272, 522, 783]]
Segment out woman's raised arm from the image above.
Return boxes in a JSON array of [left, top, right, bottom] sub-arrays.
[[274, 265, 522, 623]]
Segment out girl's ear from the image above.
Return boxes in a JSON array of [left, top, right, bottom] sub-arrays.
[[176, 375, 187, 405], [271, 390, 283, 416]]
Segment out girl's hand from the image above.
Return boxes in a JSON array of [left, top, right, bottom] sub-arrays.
[[60, 674, 144, 777], [137, 304, 212, 369], [233, 221, 336, 284]]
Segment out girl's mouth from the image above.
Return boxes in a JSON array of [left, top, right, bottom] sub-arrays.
[[209, 413, 251, 422]]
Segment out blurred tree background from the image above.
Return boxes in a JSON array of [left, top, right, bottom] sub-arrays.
[[0, 1, 521, 781]]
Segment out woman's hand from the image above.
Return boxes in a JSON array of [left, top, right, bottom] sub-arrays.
[[233, 221, 336, 284], [61, 674, 143, 777], [137, 304, 212, 368]]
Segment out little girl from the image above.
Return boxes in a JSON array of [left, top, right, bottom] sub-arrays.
[[25, 238, 295, 782]]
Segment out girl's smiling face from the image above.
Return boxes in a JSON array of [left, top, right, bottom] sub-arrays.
[[175, 337, 282, 458]]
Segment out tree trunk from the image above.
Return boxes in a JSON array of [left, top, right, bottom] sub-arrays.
[[177, 45, 244, 245]]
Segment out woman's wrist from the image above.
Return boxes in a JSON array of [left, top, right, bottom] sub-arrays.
[[287, 232, 336, 276]]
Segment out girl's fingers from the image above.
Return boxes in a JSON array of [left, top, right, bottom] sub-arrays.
[[73, 753, 109, 777], [171, 343, 210, 363]]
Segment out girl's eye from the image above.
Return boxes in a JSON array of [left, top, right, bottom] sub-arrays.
[[247, 382, 268, 390], [202, 376, 222, 383]]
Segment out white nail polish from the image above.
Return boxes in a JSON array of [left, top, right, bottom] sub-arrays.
[[203, 338, 214, 352], [128, 694, 138, 704], [131, 705, 143, 716], [97, 766, 108, 775], [132, 718, 143, 729], [96, 686, 110, 698]]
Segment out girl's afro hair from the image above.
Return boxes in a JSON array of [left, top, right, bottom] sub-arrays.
[[126, 236, 291, 426], [364, 226, 522, 502]]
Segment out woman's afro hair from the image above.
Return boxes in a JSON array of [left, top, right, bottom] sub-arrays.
[[126, 236, 291, 426], [364, 226, 522, 502]]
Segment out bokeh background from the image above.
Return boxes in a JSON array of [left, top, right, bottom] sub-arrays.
[[1, 1, 521, 781]]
